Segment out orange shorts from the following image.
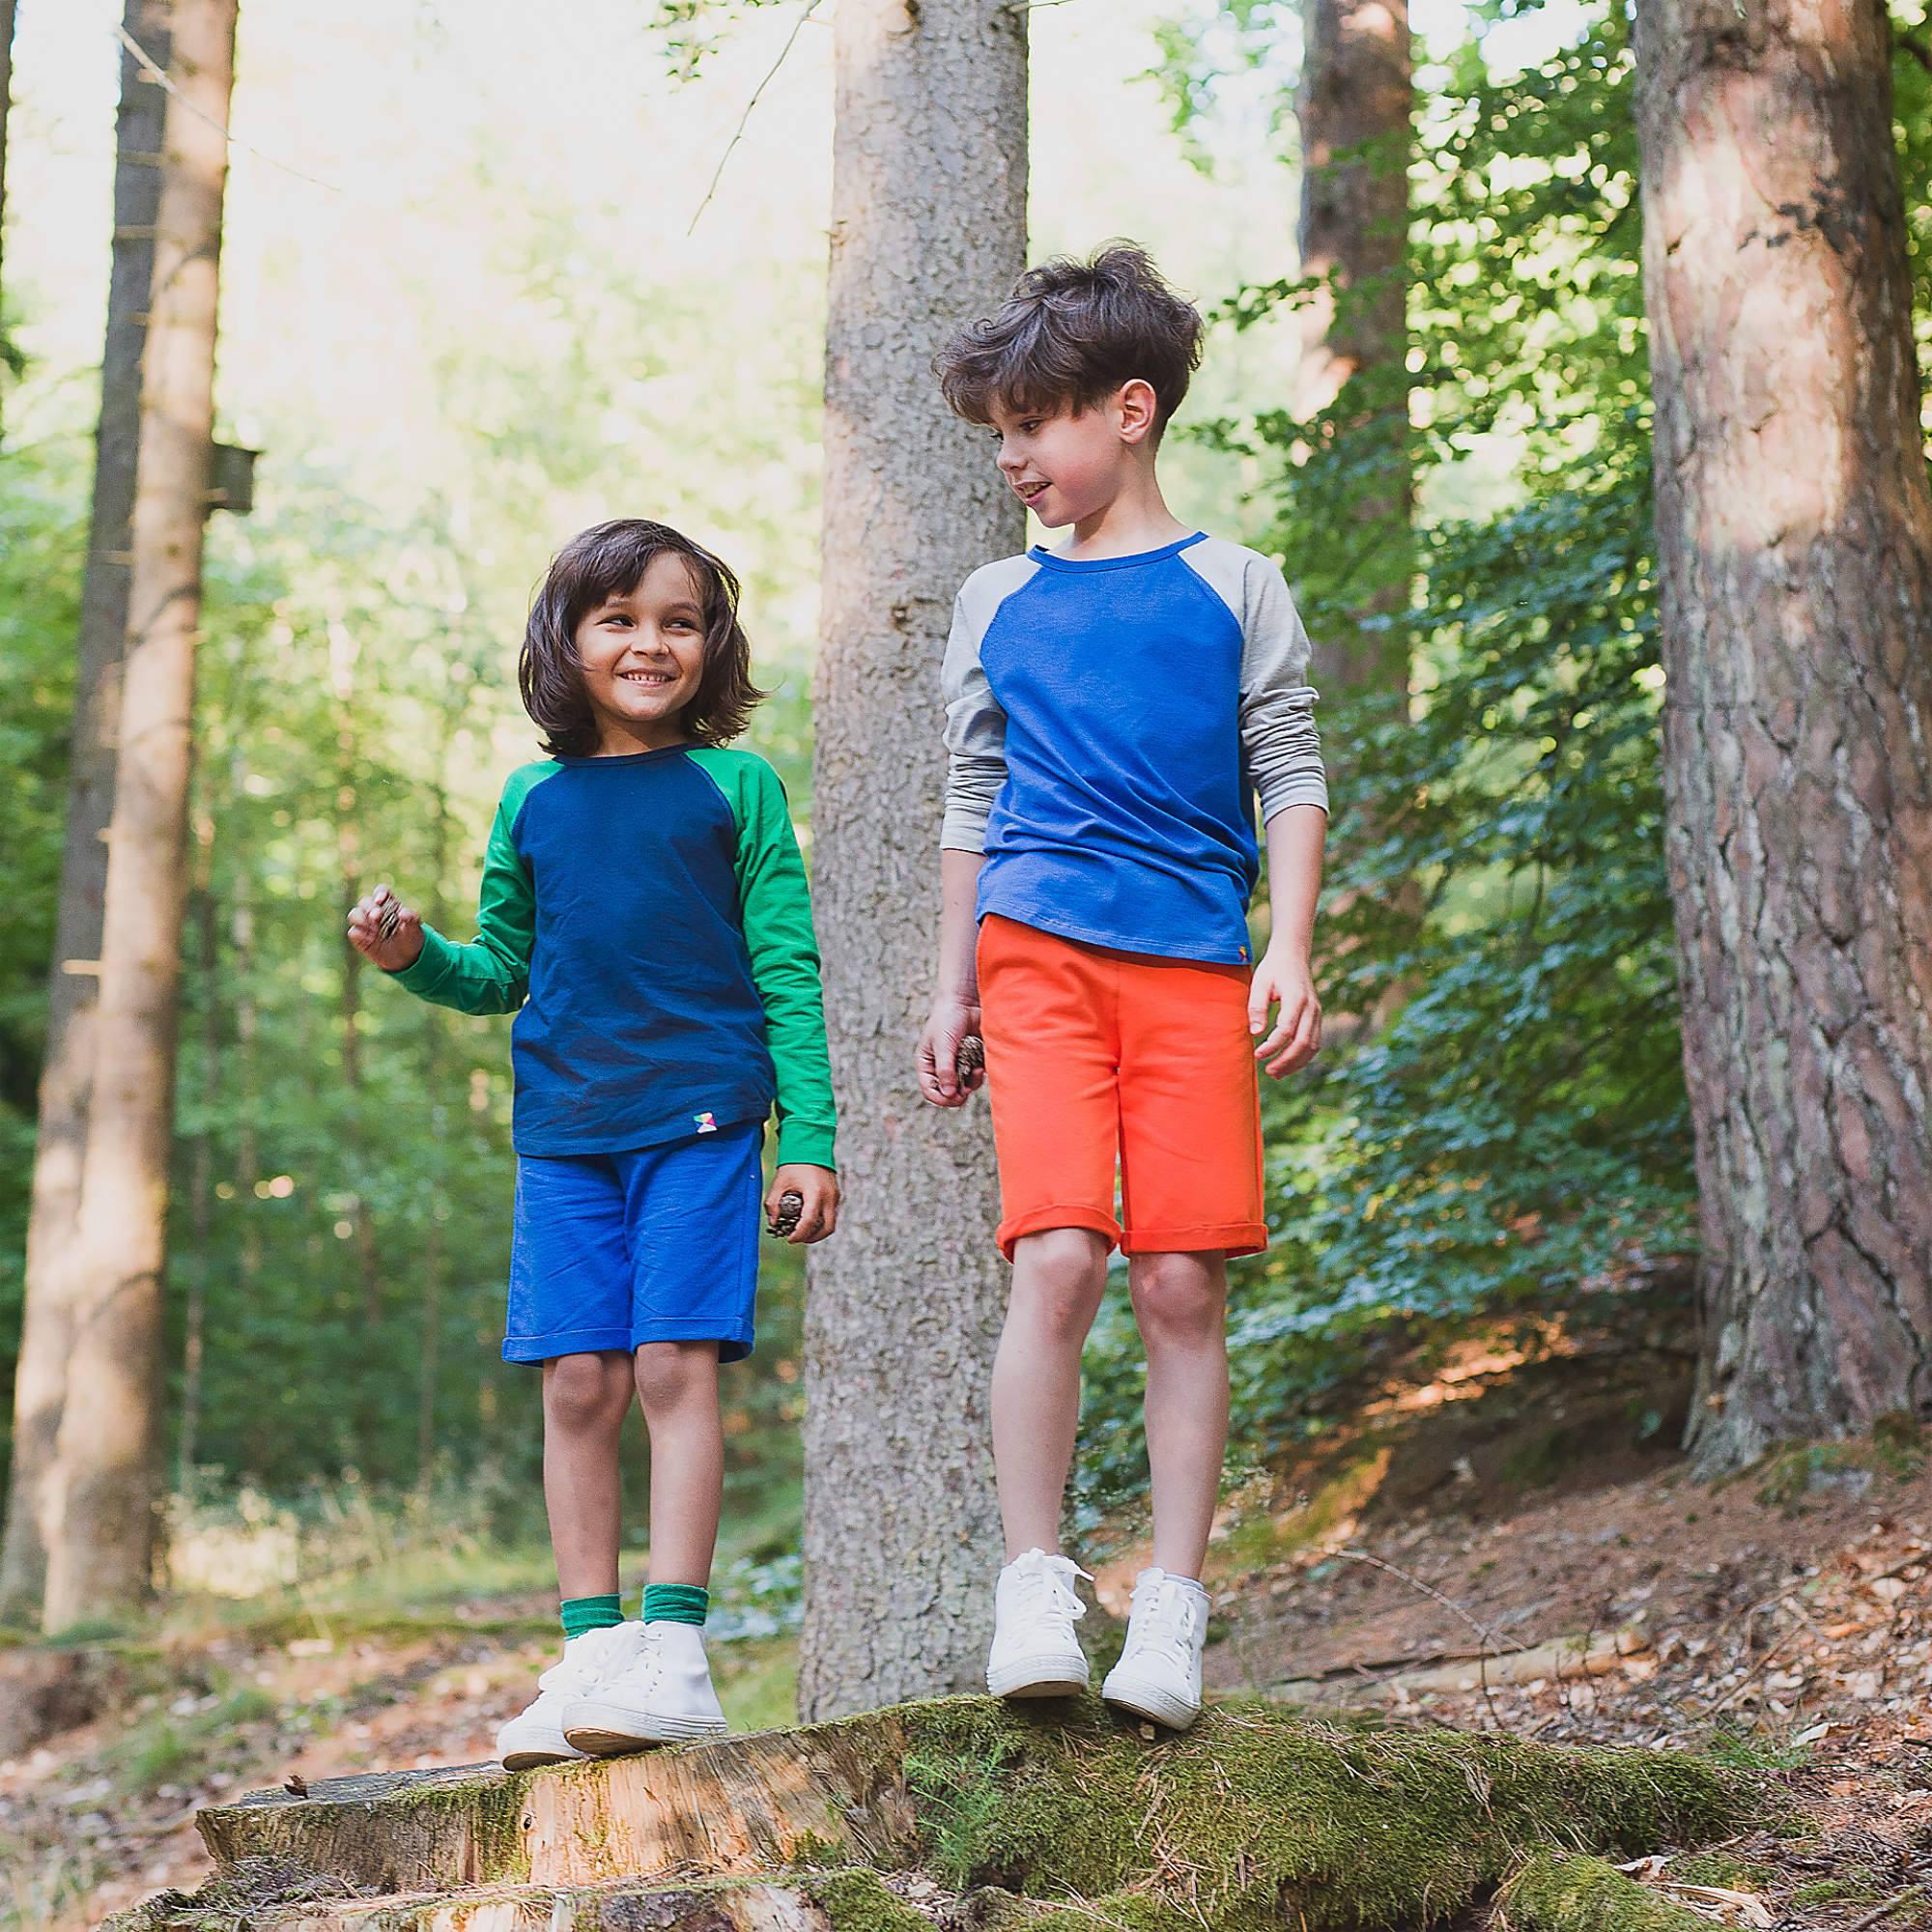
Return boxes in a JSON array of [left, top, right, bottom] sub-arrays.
[[975, 914, 1267, 1262]]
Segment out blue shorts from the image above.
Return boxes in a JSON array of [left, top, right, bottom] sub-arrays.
[[504, 1123, 763, 1365]]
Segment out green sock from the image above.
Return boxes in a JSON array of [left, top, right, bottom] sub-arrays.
[[641, 1582, 709, 1628], [559, 1593, 624, 1640]]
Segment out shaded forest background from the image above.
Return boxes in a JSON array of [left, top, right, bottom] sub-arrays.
[[2, 0, 1930, 1596]]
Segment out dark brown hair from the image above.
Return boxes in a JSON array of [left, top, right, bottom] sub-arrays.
[[519, 519, 763, 758], [934, 243, 1205, 438]]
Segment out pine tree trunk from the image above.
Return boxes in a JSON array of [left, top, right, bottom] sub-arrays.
[[42, 0, 238, 1630], [1294, 0, 1413, 696], [1, 0, 18, 403], [178, 810, 218, 1488], [800, 0, 1026, 1719], [0, 0, 172, 1626], [1634, 0, 1932, 1470]]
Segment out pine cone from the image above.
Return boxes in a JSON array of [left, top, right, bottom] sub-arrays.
[[772, 1190, 805, 1238], [956, 1033, 985, 1079]]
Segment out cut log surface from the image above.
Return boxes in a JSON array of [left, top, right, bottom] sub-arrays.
[[108, 1870, 873, 1932], [196, 1716, 920, 1895], [117, 1697, 1761, 1932]]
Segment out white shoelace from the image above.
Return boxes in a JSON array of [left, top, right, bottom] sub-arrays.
[[1124, 1572, 1201, 1672], [1010, 1552, 1093, 1628]]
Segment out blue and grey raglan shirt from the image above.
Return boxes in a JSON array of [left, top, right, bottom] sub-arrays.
[[387, 746, 837, 1169], [940, 531, 1328, 966]]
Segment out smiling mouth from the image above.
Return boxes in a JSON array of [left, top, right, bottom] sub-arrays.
[[618, 669, 676, 687], [1015, 481, 1049, 502]]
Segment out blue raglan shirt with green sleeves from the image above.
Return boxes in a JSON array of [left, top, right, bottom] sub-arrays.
[[387, 745, 837, 1170]]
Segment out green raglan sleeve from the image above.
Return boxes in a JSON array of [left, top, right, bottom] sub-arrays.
[[385, 769, 544, 1015], [702, 753, 838, 1171]]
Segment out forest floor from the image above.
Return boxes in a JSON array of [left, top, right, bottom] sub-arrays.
[[3, 1324, 1928, 1932]]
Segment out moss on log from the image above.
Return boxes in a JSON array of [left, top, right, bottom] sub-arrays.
[[159, 1697, 1762, 1932], [1493, 1853, 1713, 1931], [104, 1866, 906, 1932]]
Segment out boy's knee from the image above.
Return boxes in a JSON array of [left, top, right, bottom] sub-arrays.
[[1012, 1228, 1110, 1341], [543, 1351, 632, 1432], [633, 1341, 716, 1413], [1129, 1253, 1226, 1348]]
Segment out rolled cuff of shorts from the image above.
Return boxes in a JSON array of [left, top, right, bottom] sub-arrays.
[[502, 1324, 635, 1365], [996, 1204, 1122, 1264], [631, 1320, 755, 1365], [1120, 1221, 1269, 1259]]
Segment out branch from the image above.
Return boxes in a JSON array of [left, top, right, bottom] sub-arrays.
[[113, 23, 343, 196], [687, 0, 827, 235]]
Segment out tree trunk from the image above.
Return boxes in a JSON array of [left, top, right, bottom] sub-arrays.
[[1, 0, 18, 403], [178, 809, 219, 1488], [1633, 0, 1932, 1471], [42, 0, 238, 1630], [329, 624, 382, 1336], [1294, 0, 1413, 696], [0, 0, 172, 1626], [800, 0, 1025, 1719]]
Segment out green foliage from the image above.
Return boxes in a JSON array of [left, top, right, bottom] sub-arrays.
[[1070, 0, 1932, 1500]]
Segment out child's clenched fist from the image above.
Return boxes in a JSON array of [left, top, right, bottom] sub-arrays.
[[346, 883, 425, 974]]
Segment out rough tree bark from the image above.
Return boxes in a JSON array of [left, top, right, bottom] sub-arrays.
[[1634, 0, 1932, 1470], [0, 0, 173, 1626], [800, 0, 1025, 1718], [1, 0, 17, 399], [1294, 0, 1412, 696], [43, 0, 238, 1629]]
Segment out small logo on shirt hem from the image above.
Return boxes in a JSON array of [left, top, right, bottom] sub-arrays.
[[695, 1111, 719, 1134]]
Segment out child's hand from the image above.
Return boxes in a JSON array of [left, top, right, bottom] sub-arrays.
[[346, 884, 426, 974], [767, 1164, 838, 1244], [917, 996, 985, 1107], [1249, 946, 1321, 1078]]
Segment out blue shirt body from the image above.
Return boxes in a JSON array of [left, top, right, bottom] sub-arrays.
[[940, 533, 1327, 967]]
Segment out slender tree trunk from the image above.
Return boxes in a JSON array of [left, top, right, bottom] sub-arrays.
[[799, 0, 1026, 1719], [1634, 0, 1932, 1471], [1294, 0, 1413, 696], [179, 810, 218, 1489], [1, 0, 18, 405], [416, 717, 454, 1488], [43, 0, 238, 1629], [0, 0, 172, 1625], [330, 625, 382, 1335]]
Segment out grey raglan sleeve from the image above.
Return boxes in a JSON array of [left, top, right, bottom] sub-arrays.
[[1238, 555, 1329, 820], [940, 583, 1009, 853]]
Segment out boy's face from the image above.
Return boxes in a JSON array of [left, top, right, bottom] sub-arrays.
[[987, 388, 1149, 529], [574, 551, 708, 751]]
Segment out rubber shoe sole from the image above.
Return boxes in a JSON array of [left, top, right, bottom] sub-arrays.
[[1100, 1665, 1199, 1731], [561, 1702, 729, 1755], [500, 1743, 582, 1772], [987, 1652, 1091, 1699], [496, 1720, 585, 1772]]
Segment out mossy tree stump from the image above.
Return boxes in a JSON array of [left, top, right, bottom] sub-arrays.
[[112, 1696, 1763, 1932]]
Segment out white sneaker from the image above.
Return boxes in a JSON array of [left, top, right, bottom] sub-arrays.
[[495, 1621, 645, 1771], [561, 1622, 728, 1754], [1101, 1568, 1208, 1731], [986, 1548, 1093, 1699]]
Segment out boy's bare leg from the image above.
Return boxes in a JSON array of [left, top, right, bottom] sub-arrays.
[[991, 1227, 1112, 1558], [634, 1341, 724, 1586], [1129, 1250, 1229, 1579], [542, 1351, 637, 1600]]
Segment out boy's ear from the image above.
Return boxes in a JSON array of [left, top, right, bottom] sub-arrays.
[[1116, 378, 1159, 447]]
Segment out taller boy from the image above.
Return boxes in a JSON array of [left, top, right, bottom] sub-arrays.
[[917, 247, 1327, 1731]]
